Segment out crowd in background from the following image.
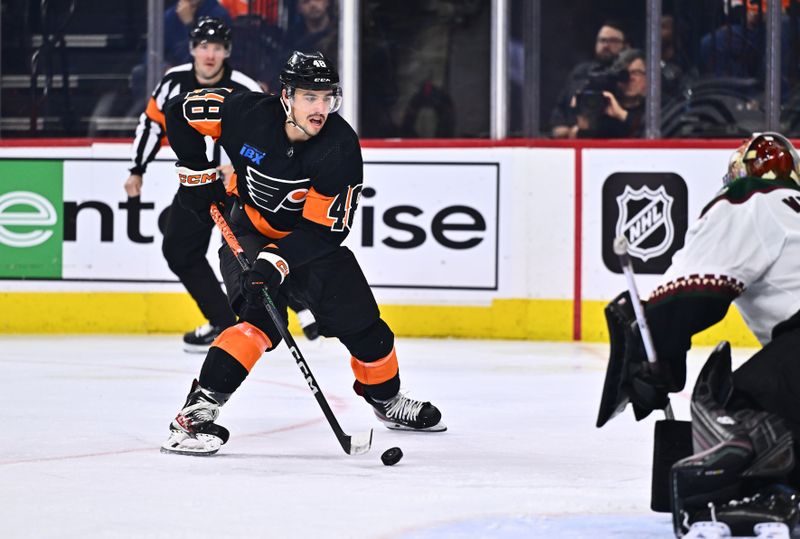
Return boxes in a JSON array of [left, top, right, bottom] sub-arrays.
[[5, 0, 800, 139]]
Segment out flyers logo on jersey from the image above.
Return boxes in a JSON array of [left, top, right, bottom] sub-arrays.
[[245, 166, 310, 213]]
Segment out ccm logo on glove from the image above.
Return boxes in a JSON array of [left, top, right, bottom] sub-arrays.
[[256, 250, 290, 283], [177, 165, 218, 186]]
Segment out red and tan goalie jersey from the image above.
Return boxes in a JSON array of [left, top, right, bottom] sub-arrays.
[[164, 88, 364, 269]]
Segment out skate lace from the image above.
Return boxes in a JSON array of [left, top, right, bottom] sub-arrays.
[[384, 394, 424, 421], [181, 397, 219, 427]]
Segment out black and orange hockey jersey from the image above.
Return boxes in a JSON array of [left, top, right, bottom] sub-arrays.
[[128, 63, 261, 175], [164, 89, 364, 269]]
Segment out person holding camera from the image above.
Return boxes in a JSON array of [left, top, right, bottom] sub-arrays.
[[550, 21, 628, 139], [573, 48, 646, 139]]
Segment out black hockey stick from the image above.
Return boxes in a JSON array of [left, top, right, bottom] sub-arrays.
[[614, 236, 692, 512], [209, 203, 373, 456]]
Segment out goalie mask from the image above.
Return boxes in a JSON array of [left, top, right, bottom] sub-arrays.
[[724, 132, 800, 185]]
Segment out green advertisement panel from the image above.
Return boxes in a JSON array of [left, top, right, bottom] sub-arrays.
[[0, 160, 63, 278]]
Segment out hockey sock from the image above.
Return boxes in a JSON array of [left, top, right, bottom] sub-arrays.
[[341, 319, 400, 401], [199, 322, 272, 393], [351, 347, 400, 400]]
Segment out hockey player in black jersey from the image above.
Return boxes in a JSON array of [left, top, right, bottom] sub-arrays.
[[597, 133, 800, 537], [160, 51, 446, 456], [124, 17, 318, 351]]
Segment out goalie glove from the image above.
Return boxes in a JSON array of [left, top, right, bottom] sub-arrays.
[[176, 162, 227, 222], [597, 291, 675, 426], [241, 245, 290, 304]]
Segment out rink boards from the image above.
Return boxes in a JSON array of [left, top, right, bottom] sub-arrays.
[[0, 140, 757, 345]]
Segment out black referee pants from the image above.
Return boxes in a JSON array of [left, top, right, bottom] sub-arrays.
[[162, 190, 237, 329]]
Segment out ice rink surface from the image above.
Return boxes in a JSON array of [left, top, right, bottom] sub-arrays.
[[1, 335, 757, 538]]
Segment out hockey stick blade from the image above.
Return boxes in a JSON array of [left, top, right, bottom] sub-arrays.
[[209, 203, 372, 456], [348, 429, 373, 455]]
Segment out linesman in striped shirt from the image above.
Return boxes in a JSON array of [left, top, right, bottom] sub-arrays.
[[124, 17, 265, 352]]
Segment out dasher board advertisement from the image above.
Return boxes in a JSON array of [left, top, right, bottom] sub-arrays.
[[0, 158, 500, 291]]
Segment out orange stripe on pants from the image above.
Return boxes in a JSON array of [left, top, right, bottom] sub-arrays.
[[350, 347, 399, 385], [211, 322, 272, 372]]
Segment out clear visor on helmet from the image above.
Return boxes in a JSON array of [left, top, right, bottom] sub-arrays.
[[287, 86, 342, 114]]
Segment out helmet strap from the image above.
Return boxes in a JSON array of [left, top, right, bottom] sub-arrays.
[[281, 88, 313, 139]]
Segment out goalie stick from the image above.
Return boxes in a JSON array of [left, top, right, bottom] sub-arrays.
[[209, 203, 373, 456], [613, 235, 674, 420], [614, 235, 693, 513]]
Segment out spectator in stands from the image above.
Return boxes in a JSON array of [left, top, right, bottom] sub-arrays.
[[661, 13, 690, 103], [285, 0, 338, 65], [164, 0, 232, 67], [550, 21, 628, 139], [574, 48, 647, 139], [698, 0, 775, 78], [218, 0, 279, 24], [221, 0, 285, 92]]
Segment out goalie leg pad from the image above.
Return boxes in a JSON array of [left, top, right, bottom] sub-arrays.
[[672, 343, 797, 536]]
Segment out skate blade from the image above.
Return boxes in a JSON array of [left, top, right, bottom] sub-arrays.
[[160, 445, 220, 456], [182, 344, 211, 354], [382, 421, 448, 432]]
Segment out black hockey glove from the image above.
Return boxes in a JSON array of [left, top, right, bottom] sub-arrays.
[[240, 246, 290, 304], [597, 291, 674, 426], [175, 162, 227, 222]]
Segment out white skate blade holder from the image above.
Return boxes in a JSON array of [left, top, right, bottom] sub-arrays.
[[684, 521, 731, 538], [682, 521, 791, 538], [753, 522, 791, 539], [160, 432, 222, 456]]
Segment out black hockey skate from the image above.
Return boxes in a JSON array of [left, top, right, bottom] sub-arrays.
[[182, 323, 224, 353], [680, 484, 799, 538], [355, 382, 446, 432], [161, 379, 231, 456], [296, 309, 320, 341]]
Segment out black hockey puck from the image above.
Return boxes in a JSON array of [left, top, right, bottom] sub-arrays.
[[381, 447, 403, 466]]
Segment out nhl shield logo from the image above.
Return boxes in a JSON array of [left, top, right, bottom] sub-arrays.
[[615, 185, 674, 261]]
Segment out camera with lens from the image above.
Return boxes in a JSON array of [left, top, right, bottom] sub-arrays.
[[575, 65, 630, 118]]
